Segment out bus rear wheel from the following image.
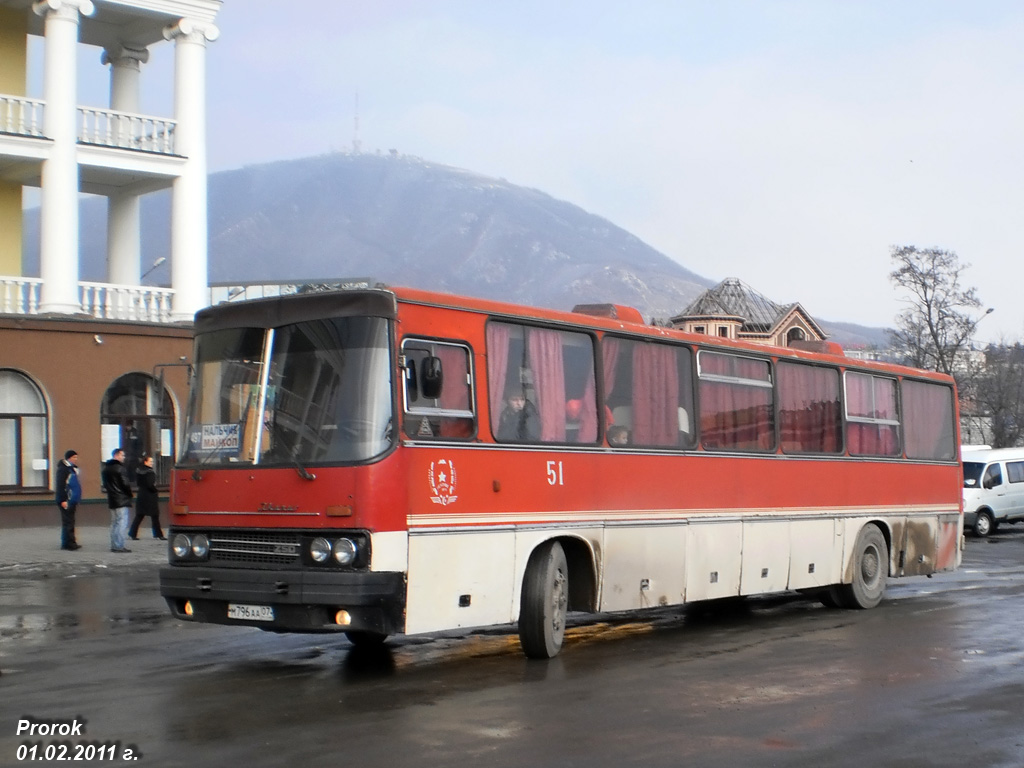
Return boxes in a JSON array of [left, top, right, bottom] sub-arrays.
[[518, 541, 569, 659], [833, 525, 888, 609], [345, 630, 388, 647]]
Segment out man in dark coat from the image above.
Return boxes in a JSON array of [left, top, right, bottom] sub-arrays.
[[55, 449, 81, 551], [101, 448, 133, 553]]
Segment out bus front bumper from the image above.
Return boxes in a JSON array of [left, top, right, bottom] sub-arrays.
[[159, 566, 406, 635]]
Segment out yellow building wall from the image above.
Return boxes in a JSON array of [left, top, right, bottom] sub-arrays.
[[0, 182, 22, 275], [0, 7, 28, 95], [0, 8, 28, 275]]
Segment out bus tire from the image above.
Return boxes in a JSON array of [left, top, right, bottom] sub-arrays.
[[345, 630, 388, 647], [973, 511, 994, 537], [834, 525, 888, 609], [518, 541, 569, 659]]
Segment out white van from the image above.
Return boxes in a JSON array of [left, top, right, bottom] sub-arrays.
[[961, 446, 1024, 536]]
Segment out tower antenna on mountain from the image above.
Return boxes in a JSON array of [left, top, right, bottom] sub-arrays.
[[352, 92, 362, 155]]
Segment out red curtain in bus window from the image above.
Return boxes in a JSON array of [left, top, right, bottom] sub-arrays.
[[902, 379, 955, 459], [575, 372, 598, 443], [528, 328, 567, 442], [777, 362, 841, 453], [632, 343, 679, 446], [602, 338, 621, 402], [846, 372, 899, 456], [436, 344, 473, 438], [486, 323, 511, 432], [699, 353, 775, 451]]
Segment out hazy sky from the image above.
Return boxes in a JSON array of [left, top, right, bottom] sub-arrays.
[[64, 1, 1024, 339]]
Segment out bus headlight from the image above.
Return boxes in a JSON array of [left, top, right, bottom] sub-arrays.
[[333, 538, 357, 566], [171, 534, 192, 559], [191, 534, 210, 559], [310, 537, 332, 563]]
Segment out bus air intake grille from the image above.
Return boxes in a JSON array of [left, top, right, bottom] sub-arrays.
[[208, 532, 301, 565]]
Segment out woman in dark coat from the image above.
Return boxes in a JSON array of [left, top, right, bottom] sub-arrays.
[[129, 454, 165, 540]]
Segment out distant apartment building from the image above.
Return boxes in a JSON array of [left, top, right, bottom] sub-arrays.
[[0, 0, 220, 524]]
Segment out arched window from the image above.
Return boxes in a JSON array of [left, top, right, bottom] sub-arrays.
[[787, 327, 807, 345], [101, 373, 174, 486], [0, 369, 48, 492]]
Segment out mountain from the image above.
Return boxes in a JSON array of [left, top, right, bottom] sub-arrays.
[[25, 152, 712, 321], [817, 320, 892, 350], [23, 151, 893, 341]]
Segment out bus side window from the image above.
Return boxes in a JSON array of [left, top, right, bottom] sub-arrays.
[[845, 372, 900, 457], [697, 351, 775, 452], [401, 339, 475, 440], [777, 361, 842, 454], [487, 322, 597, 444], [603, 336, 695, 449]]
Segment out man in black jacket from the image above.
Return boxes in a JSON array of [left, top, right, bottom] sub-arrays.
[[55, 449, 81, 551], [101, 448, 133, 553]]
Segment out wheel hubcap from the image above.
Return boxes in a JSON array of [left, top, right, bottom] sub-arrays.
[[551, 568, 567, 633], [861, 547, 879, 586]]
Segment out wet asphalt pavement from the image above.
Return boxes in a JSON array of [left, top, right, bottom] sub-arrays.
[[1, 527, 1023, 768]]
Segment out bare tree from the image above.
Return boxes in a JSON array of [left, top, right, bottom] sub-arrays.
[[888, 245, 990, 379], [976, 343, 1024, 448]]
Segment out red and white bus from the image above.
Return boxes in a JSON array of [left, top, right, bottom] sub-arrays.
[[160, 284, 962, 658]]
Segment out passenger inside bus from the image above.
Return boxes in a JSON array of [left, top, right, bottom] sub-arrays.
[[608, 425, 630, 446], [497, 393, 541, 441]]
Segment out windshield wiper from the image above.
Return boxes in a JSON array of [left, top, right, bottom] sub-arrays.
[[262, 418, 317, 481]]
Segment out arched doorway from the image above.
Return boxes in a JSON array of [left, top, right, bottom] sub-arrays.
[[100, 373, 174, 486], [0, 369, 48, 491]]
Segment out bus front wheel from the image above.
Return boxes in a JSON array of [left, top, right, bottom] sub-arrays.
[[518, 541, 569, 659], [973, 511, 994, 537], [833, 525, 888, 609]]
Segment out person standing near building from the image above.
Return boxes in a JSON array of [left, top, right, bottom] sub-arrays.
[[102, 447, 133, 553], [129, 454, 165, 541], [55, 449, 82, 551]]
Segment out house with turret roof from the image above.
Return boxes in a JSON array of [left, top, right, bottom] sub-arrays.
[[669, 277, 827, 348]]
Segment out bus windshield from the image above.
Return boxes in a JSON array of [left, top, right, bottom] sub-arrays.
[[963, 461, 985, 488], [181, 316, 392, 466]]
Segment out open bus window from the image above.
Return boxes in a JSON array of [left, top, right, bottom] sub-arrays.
[[487, 322, 597, 444], [698, 351, 776, 452], [602, 337, 695, 449], [182, 327, 266, 464], [901, 379, 956, 460], [401, 339, 475, 440], [777, 361, 842, 454], [845, 372, 900, 457]]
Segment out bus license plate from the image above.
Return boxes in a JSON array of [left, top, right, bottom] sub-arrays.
[[227, 603, 274, 622]]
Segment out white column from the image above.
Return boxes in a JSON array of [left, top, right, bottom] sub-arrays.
[[102, 45, 148, 286], [34, 0, 94, 314], [164, 19, 219, 321]]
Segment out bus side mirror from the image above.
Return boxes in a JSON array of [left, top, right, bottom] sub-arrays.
[[421, 356, 444, 399]]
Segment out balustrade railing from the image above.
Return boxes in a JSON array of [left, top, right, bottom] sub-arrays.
[[78, 107, 176, 155], [0, 95, 44, 138], [0, 277, 43, 314], [79, 282, 175, 322], [1, 279, 370, 323]]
